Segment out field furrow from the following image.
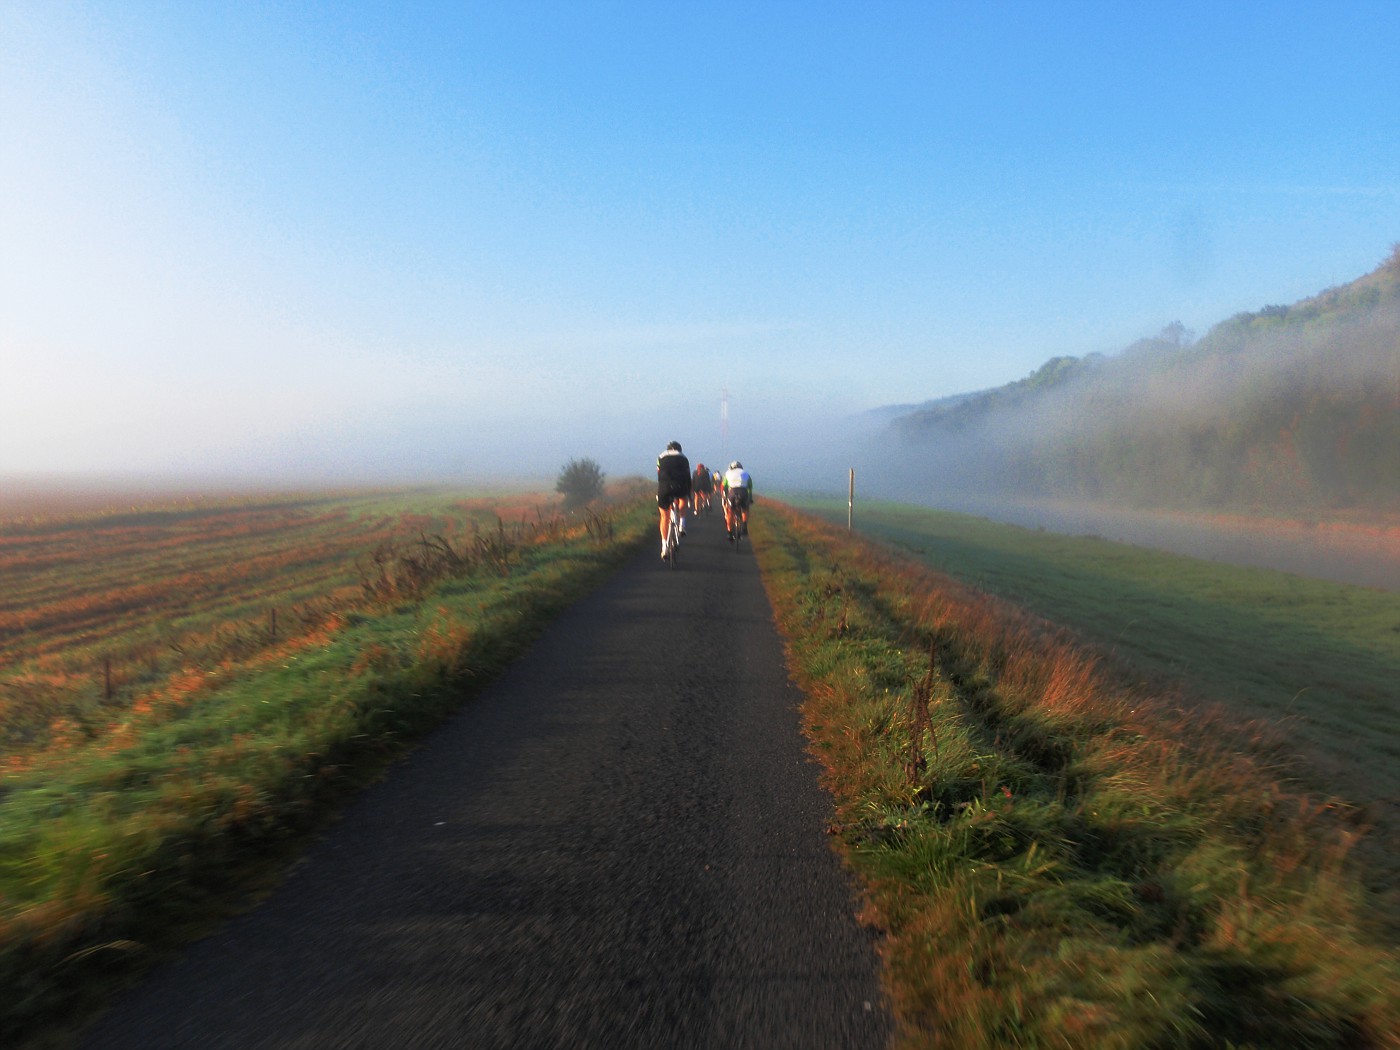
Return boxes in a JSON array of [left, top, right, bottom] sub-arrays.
[[0, 488, 586, 754]]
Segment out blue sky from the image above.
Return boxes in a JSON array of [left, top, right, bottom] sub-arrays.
[[3, 1, 1398, 485]]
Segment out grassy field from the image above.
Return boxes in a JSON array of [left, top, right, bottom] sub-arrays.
[[785, 496, 1400, 825], [0, 486, 576, 752], [753, 500, 1400, 1049], [8, 484, 1397, 1047], [0, 483, 653, 1046]]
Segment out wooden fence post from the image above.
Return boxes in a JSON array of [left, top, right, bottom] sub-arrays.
[[848, 468, 855, 532]]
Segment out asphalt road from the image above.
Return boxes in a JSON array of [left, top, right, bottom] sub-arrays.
[[79, 509, 892, 1049]]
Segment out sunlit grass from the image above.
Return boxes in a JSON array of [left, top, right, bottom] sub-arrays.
[[0, 487, 613, 753], [787, 495, 1400, 820], [0, 484, 653, 1045], [754, 501, 1400, 1049]]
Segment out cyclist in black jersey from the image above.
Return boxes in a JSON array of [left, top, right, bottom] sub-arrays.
[[692, 462, 714, 512], [656, 441, 692, 559]]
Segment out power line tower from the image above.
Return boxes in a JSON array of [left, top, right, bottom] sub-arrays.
[[720, 387, 729, 458]]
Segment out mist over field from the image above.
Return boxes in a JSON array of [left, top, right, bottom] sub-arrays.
[[4, 4, 1397, 594], [866, 269, 1399, 511], [0, 391, 856, 506], [772, 262, 1400, 591]]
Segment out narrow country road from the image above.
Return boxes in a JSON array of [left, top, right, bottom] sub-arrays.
[[79, 508, 892, 1049]]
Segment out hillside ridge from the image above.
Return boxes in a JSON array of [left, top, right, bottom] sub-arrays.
[[887, 245, 1400, 513]]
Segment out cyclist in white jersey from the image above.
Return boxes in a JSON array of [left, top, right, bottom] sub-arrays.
[[721, 461, 753, 540]]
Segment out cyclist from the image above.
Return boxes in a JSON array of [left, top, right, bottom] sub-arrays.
[[656, 440, 692, 558], [692, 462, 714, 512], [721, 460, 753, 540]]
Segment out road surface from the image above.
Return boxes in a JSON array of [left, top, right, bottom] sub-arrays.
[[79, 509, 892, 1049]]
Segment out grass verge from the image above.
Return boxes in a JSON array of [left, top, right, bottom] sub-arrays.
[[753, 501, 1400, 1049], [0, 495, 653, 1047], [785, 495, 1400, 910]]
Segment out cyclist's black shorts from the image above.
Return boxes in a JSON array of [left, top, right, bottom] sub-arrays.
[[726, 488, 750, 509], [658, 488, 688, 510]]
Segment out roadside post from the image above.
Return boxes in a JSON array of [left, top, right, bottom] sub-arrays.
[[848, 468, 855, 532]]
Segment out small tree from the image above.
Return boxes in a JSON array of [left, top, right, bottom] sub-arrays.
[[556, 457, 605, 510], [1159, 320, 1194, 347]]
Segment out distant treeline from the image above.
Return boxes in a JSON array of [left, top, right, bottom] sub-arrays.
[[892, 246, 1400, 513]]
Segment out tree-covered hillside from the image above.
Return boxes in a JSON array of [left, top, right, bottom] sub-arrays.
[[892, 246, 1400, 513]]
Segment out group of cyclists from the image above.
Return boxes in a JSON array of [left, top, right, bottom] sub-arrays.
[[655, 441, 753, 560]]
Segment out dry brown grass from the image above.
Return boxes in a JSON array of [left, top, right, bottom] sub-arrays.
[[754, 500, 1400, 1049], [0, 487, 624, 757]]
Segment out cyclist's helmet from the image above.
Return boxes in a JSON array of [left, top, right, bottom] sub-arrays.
[[667, 441, 682, 452], [730, 461, 742, 470], [696, 462, 705, 471]]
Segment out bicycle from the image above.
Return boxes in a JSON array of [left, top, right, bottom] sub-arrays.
[[724, 494, 747, 551], [662, 502, 681, 568]]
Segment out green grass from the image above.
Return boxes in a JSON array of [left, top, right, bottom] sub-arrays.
[[0, 486, 586, 752], [753, 502, 1400, 1049], [0, 491, 653, 1047], [785, 496, 1400, 802]]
